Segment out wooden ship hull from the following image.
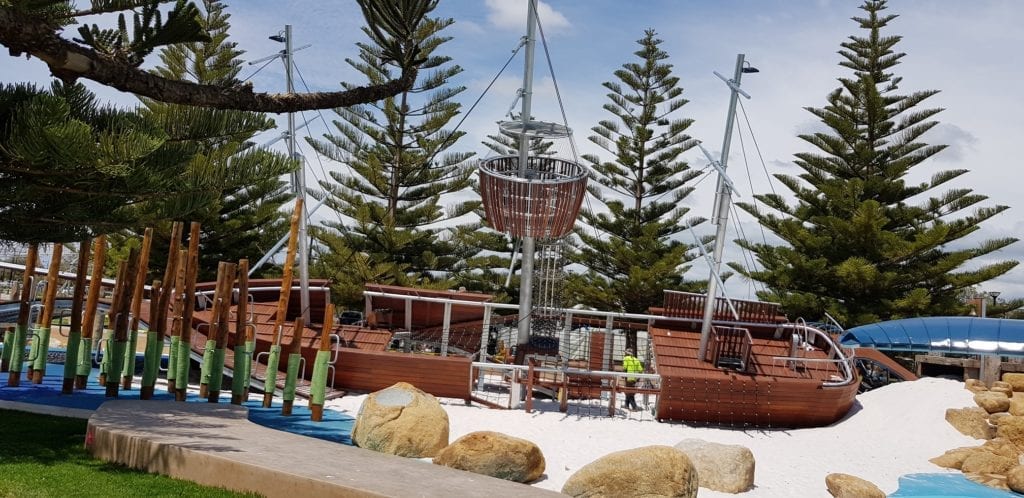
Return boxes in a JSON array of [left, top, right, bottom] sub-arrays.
[[182, 281, 860, 428]]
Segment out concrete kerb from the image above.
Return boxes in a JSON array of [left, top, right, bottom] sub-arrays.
[[86, 400, 562, 498], [0, 399, 93, 419]]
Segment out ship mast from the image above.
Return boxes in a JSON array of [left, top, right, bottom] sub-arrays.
[[515, 0, 539, 346], [697, 54, 757, 361], [256, 25, 311, 324]]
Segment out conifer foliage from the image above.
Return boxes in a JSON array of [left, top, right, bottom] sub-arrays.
[[736, 0, 1018, 326], [310, 16, 474, 305], [569, 29, 704, 313], [131, 0, 295, 281]]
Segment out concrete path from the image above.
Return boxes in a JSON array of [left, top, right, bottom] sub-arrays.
[[87, 400, 562, 498]]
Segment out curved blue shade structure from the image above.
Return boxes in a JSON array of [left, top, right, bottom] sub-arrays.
[[840, 317, 1024, 356]]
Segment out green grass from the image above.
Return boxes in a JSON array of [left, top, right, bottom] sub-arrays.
[[0, 409, 259, 498]]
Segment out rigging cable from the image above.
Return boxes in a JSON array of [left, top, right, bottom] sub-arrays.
[[535, 5, 609, 247]]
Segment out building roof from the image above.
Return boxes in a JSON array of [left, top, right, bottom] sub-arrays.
[[840, 317, 1024, 356]]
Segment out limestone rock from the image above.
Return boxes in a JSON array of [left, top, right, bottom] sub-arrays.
[[825, 473, 885, 498], [975, 392, 1011, 414], [961, 452, 1016, 474], [352, 382, 449, 458], [1010, 397, 1024, 417], [991, 412, 1013, 425], [994, 380, 1014, 391], [562, 445, 697, 498], [993, 386, 1014, 396], [997, 416, 1024, 450], [982, 437, 1022, 459], [946, 407, 995, 439], [967, 378, 989, 393], [965, 472, 1010, 491], [1007, 465, 1024, 494], [1004, 373, 1024, 392], [929, 447, 982, 470], [432, 431, 545, 483], [674, 438, 755, 493]]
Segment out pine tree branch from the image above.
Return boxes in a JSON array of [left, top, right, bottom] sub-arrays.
[[0, 6, 419, 113]]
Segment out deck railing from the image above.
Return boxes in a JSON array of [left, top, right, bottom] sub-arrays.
[[772, 320, 857, 387], [708, 326, 752, 371]]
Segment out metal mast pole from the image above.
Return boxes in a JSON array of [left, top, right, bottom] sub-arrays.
[[697, 54, 748, 361], [515, 0, 539, 347], [283, 25, 312, 324]]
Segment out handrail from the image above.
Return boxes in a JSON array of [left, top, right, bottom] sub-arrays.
[[782, 321, 856, 387]]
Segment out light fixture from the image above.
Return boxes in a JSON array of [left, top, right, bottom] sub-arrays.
[[742, 61, 759, 73], [269, 33, 286, 43]]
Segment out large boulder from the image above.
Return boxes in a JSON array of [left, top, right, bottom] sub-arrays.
[[975, 392, 1011, 414], [929, 447, 982, 470], [996, 415, 1024, 450], [674, 438, 754, 493], [825, 473, 885, 498], [982, 437, 1022, 459], [961, 452, 1016, 474], [966, 379, 989, 393], [1007, 465, 1024, 494], [432, 431, 545, 483], [351, 382, 449, 458], [1004, 373, 1024, 392], [1010, 397, 1024, 417], [561, 445, 697, 498], [946, 407, 995, 439]]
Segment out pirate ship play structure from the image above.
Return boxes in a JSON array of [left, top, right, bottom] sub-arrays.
[[0, 3, 878, 428]]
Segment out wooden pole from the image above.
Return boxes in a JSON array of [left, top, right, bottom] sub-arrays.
[[122, 228, 153, 390], [309, 303, 335, 421], [105, 249, 139, 397], [62, 239, 91, 393], [6, 244, 38, 387], [207, 262, 236, 402], [263, 198, 303, 408], [231, 259, 250, 405], [30, 243, 63, 383], [162, 222, 185, 393], [281, 316, 305, 416], [166, 251, 185, 400], [76, 236, 106, 389], [175, 222, 201, 400], [141, 222, 181, 399]]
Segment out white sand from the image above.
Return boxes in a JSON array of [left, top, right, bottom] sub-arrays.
[[324, 377, 981, 497]]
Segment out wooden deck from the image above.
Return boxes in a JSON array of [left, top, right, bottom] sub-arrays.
[[186, 300, 472, 401], [650, 325, 858, 427]]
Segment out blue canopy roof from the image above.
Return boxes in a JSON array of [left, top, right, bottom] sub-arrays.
[[840, 317, 1024, 356]]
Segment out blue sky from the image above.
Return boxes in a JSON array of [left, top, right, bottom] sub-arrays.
[[2, 0, 1023, 303]]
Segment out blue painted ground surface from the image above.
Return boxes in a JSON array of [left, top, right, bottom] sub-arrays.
[[0, 361, 354, 446], [888, 473, 1019, 497]]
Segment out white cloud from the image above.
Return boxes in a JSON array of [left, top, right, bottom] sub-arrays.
[[485, 0, 571, 32], [926, 123, 978, 163]]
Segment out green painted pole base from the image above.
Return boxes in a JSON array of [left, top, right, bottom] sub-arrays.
[[62, 331, 81, 393], [139, 330, 161, 399], [1, 327, 14, 372], [198, 339, 216, 397], [97, 332, 112, 386], [309, 350, 331, 422], [105, 340, 127, 398], [31, 327, 53, 384], [281, 353, 301, 416], [75, 336, 93, 389], [122, 329, 139, 389], [207, 347, 226, 402], [175, 339, 191, 401], [167, 336, 180, 392], [6, 325, 27, 387], [261, 345, 282, 408], [242, 340, 255, 398]]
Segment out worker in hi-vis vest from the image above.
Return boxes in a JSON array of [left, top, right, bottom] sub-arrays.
[[622, 348, 643, 411]]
